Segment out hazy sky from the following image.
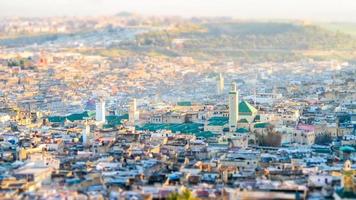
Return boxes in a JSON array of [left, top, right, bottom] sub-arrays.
[[1, 0, 356, 22]]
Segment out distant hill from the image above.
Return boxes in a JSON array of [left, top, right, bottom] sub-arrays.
[[191, 22, 356, 50], [319, 22, 356, 37], [115, 12, 135, 17], [2, 18, 355, 63], [135, 21, 356, 62]]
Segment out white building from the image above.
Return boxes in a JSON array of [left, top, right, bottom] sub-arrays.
[[254, 92, 283, 105], [216, 73, 224, 95], [308, 174, 333, 187], [82, 124, 90, 146], [129, 98, 139, 125], [95, 100, 106, 123], [0, 113, 10, 123]]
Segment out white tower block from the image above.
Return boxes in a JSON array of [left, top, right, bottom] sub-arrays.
[[129, 98, 139, 125], [95, 100, 106, 123]]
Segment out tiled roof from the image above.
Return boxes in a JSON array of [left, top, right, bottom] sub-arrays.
[[66, 111, 91, 122], [105, 114, 129, 127], [48, 116, 66, 123], [177, 101, 192, 106], [254, 122, 272, 129], [195, 131, 215, 138], [236, 128, 249, 133], [48, 111, 99, 123], [208, 116, 228, 126], [253, 115, 261, 122], [237, 118, 249, 123], [239, 101, 258, 115], [137, 123, 203, 134], [340, 146, 355, 153]]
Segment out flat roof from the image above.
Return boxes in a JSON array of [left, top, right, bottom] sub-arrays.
[[15, 167, 51, 175]]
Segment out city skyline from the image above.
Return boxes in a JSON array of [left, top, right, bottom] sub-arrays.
[[0, 2, 355, 199]]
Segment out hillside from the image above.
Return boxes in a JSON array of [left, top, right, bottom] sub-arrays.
[[134, 22, 356, 62], [2, 20, 355, 63]]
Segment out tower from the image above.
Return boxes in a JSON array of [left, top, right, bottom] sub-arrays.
[[217, 73, 224, 95], [38, 51, 48, 67], [129, 98, 139, 125], [82, 123, 90, 146], [342, 160, 354, 193], [229, 82, 238, 131], [95, 100, 105, 123]]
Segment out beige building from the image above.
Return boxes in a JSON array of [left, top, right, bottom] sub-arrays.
[[291, 130, 315, 146]]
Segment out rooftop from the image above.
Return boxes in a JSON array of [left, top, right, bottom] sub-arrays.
[[254, 122, 272, 129], [208, 116, 228, 126], [239, 101, 258, 115], [137, 123, 203, 134]]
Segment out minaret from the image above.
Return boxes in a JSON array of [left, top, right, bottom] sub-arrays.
[[82, 122, 90, 146], [95, 99, 105, 123], [129, 98, 139, 125], [342, 160, 354, 193], [254, 73, 257, 106], [229, 82, 238, 131], [217, 73, 224, 95]]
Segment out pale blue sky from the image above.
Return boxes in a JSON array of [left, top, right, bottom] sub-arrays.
[[0, 0, 355, 22]]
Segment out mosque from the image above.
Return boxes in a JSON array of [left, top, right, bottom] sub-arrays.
[[204, 82, 272, 146]]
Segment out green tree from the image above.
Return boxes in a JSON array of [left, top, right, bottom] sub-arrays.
[[256, 126, 282, 147], [315, 133, 332, 145], [167, 188, 198, 200]]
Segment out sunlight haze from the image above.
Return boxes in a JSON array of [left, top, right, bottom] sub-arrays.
[[0, 0, 356, 22]]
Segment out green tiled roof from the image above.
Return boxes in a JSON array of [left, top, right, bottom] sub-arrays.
[[254, 122, 272, 129], [236, 128, 249, 133], [208, 116, 228, 126], [87, 111, 96, 117], [106, 114, 128, 127], [48, 116, 66, 123], [48, 111, 98, 123], [335, 188, 356, 199], [253, 115, 261, 122], [177, 101, 192, 106], [137, 123, 203, 134], [67, 111, 91, 122], [312, 147, 331, 154], [195, 131, 215, 138], [239, 101, 257, 115], [237, 118, 249, 123], [103, 124, 114, 129], [340, 146, 355, 153]]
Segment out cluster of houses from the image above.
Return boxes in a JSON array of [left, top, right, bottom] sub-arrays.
[[0, 83, 355, 199], [0, 23, 355, 199]]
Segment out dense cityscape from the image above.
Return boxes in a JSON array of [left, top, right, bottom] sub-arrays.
[[0, 4, 355, 200]]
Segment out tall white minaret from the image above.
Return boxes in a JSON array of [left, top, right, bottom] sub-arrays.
[[228, 82, 239, 131], [217, 73, 224, 95], [129, 98, 139, 125], [95, 99, 106, 123], [82, 122, 90, 146]]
